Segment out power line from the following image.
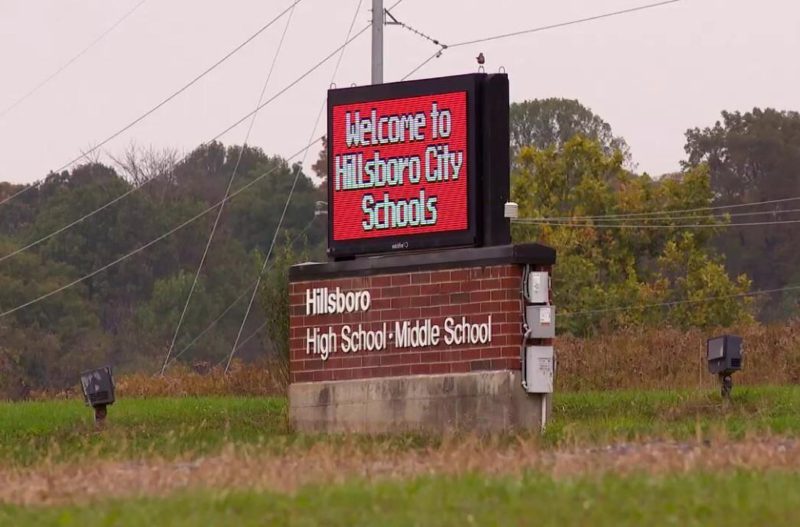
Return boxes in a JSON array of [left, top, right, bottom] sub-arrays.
[[0, 137, 321, 320], [228, 320, 269, 362], [450, 0, 680, 48], [164, 215, 316, 370], [401, 49, 444, 81], [165, 281, 257, 369], [384, 8, 448, 51], [512, 217, 800, 229], [332, 0, 366, 83], [199, 24, 372, 153], [0, 17, 370, 265], [53, 0, 302, 175], [0, 10, 369, 343], [402, 0, 681, 80], [526, 207, 800, 225], [531, 195, 800, 222], [223, 0, 368, 374], [224, 163, 303, 375], [561, 284, 800, 318], [234, 320, 268, 351], [160, 4, 298, 376], [533, 207, 800, 224], [0, 1, 301, 208], [0, 0, 148, 120], [213, 320, 269, 370], [165, 0, 389, 371]]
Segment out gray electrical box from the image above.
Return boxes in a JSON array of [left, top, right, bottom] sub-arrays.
[[80, 366, 115, 407], [527, 271, 550, 304], [707, 335, 743, 375], [525, 305, 555, 338], [524, 346, 554, 393]]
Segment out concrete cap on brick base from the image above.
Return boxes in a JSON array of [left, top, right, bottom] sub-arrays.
[[289, 370, 550, 434]]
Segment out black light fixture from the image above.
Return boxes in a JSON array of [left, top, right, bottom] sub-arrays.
[[707, 335, 743, 399], [80, 366, 115, 423]]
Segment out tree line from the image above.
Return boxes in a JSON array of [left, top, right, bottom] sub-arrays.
[[511, 101, 800, 332], [0, 143, 325, 395], [1, 99, 799, 395]]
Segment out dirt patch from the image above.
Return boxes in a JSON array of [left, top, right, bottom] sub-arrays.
[[2, 437, 799, 506]]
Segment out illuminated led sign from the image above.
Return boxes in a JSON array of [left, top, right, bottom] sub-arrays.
[[327, 73, 509, 258]]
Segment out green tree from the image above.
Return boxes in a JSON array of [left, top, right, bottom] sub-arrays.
[[0, 237, 106, 388], [311, 136, 328, 182], [0, 141, 329, 389], [0, 339, 27, 400], [258, 234, 308, 386], [229, 158, 325, 257], [510, 98, 631, 167], [684, 108, 800, 320], [128, 236, 263, 371], [512, 136, 751, 335], [26, 163, 196, 334]]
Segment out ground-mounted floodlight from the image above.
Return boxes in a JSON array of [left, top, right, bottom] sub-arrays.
[[707, 335, 743, 399], [80, 366, 115, 424]]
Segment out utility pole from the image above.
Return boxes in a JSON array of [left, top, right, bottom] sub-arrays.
[[371, 0, 383, 84]]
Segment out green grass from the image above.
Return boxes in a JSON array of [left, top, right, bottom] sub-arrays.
[[4, 388, 800, 524], [0, 396, 287, 465], [2, 385, 800, 465], [546, 384, 800, 444], [3, 471, 799, 526]]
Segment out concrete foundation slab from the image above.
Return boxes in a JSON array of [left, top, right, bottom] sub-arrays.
[[289, 370, 549, 434]]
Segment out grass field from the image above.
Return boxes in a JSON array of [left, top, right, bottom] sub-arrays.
[[545, 384, 800, 443], [0, 396, 287, 465], [2, 385, 799, 465], [2, 386, 800, 525], [2, 471, 799, 526]]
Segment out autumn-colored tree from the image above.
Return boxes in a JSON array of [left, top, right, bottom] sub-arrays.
[[512, 136, 751, 335]]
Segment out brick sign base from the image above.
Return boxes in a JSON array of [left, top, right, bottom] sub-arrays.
[[288, 244, 555, 433]]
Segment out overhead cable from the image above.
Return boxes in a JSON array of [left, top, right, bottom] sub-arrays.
[[164, 280, 257, 369], [512, 217, 800, 229], [164, 215, 316, 370], [384, 8, 448, 51], [223, 0, 370, 374], [0, 0, 148, 120], [217, 320, 269, 368], [0, 16, 369, 265], [527, 207, 800, 224], [160, 4, 298, 376], [561, 284, 800, 318], [402, 0, 681, 80], [531, 195, 800, 222], [449, 0, 680, 48], [0, 137, 321, 320], [0, 0, 301, 207]]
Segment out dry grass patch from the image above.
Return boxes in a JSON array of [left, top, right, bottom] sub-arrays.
[[30, 360, 285, 401], [1, 436, 799, 506], [558, 320, 800, 391]]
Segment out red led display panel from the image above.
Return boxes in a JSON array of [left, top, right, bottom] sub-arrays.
[[330, 91, 468, 242]]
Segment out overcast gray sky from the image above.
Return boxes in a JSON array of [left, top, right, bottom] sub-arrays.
[[0, 0, 798, 184]]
